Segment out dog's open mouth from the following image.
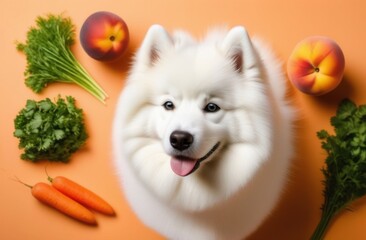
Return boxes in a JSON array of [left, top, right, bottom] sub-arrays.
[[170, 142, 221, 177]]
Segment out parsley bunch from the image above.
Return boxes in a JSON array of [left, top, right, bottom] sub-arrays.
[[16, 14, 108, 104], [311, 99, 366, 240], [13, 96, 88, 163]]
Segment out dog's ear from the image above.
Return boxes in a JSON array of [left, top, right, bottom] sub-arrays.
[[221, 27, 258, 74], [135, 25, 173, 70]]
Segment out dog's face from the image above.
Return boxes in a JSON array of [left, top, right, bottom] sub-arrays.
[[117, 26, 273, 211], [152, 46, 240, 177]]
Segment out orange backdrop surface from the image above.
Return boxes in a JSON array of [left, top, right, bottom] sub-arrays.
[[1, 0, 366, 239]]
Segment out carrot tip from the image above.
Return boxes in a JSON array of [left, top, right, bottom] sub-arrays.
[[47, 176, 54, 183], [45, 165, 54, 182], [12, 175, 33, 189]]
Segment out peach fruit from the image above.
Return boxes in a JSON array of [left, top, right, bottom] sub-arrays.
[[80, 11, 129, 62], [287, 36, 345, 96]]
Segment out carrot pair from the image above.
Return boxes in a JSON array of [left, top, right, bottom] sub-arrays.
[[18, 174, 115, 225]]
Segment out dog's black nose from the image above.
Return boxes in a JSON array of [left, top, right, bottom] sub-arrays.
[[170, 131, 193, 151]]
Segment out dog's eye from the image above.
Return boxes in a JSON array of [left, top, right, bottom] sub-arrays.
[[204, 103, 220, 113], [163, 101, 175, 110]]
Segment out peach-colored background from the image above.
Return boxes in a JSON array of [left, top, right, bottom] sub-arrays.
[[1, 0, 366, 239]]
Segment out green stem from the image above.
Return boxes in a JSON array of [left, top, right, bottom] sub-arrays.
[[310, 209, 335, 240], [310, 190, 346, 240], [64, 49, 108, 102], [41, 46, 107, 103], [66, 49, 108, 97]]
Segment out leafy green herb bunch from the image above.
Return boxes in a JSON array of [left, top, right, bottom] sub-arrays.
[[311, 99, 366, 240], [13, 96, 88, 162], [16, 14, 108, 104]]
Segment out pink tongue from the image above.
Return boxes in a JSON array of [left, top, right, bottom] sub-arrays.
[[170, 157, 198, 176]]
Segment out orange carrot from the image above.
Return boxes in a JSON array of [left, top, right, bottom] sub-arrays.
[[18, 180, 97, 225], [48, 176, 115, 216]]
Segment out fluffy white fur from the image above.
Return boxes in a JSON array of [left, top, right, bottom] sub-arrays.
[[113, 25, 294, 240]]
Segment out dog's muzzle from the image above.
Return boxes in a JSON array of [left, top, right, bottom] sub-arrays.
[[169, 131, 221, 177]]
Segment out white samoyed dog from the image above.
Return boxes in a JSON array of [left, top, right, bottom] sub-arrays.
[[113, 25, 294, 240]]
